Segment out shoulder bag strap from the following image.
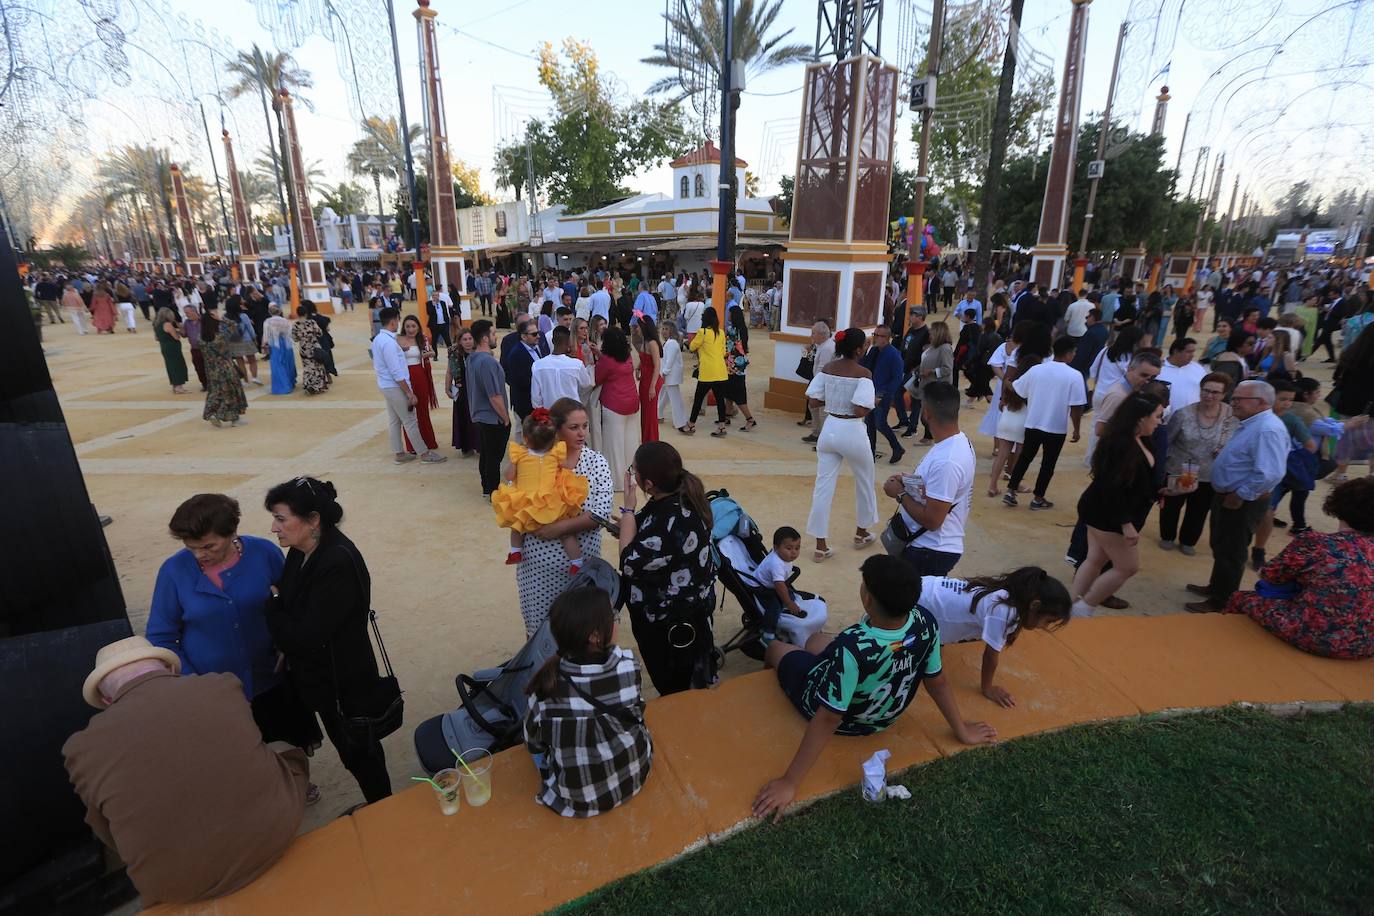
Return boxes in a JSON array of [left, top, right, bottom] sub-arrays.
[[561, 670, 643, 727], [328, 547, 397, 707]]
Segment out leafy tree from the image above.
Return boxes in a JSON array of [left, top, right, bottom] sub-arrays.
[[990, 119, 1203, 257], [316, 181, 369, 216], [347, 116, 422, 216], [920, 7, 1052, 231], [744, 170, 760, 198], [494, 40, 690, 213], [452, 159, 494, 207]]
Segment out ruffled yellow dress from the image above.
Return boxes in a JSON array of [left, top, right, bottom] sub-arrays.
[[492, 440, 590, 533]]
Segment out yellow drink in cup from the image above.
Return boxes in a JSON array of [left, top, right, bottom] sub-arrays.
[[458, 749, 493, 807], [432, 768, 461, 816]]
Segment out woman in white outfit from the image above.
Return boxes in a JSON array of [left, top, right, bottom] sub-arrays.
[[1084, 325, 1145, 464], [804, 327, 880, 562], [657, 321, 688, 432]]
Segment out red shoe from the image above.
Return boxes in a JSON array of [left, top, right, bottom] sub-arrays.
[[505, 551, 522, 565]]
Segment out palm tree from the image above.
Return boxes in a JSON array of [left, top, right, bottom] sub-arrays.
[[253, 152, 325, 197], [641, 0, 813, 102], [98, 145, 181, 262], [236, 169, 278, 236], [224, 44, 312, 252], [347, 116, 421, 215]]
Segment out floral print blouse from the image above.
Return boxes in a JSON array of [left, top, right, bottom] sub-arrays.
[[621, 494, 716, 624]]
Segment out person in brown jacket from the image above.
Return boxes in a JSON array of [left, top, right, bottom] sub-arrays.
[[62, 636, 309, 905]]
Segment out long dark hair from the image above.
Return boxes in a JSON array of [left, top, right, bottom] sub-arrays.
[[727, 305, 749, 351], [1002, 322, 1051, 410], [400, 314, 429, 352], [600, 327, 631, 362], [1106, 325, 1144, 362], [963, 567, 1072, 645], [1091, 394, 1161, 485], [700, 304, 720, 333], [526, 587, 616, 700], [633, 441, 711, 524]]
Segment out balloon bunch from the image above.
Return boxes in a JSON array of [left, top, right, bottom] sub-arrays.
[[894, 217, 942, 259]]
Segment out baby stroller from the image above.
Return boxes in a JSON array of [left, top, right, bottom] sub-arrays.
[[708, 489, 827, 664], [412, 558, 620, 774]]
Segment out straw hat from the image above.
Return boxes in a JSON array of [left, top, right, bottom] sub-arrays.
[[82, 636, 180, 709]]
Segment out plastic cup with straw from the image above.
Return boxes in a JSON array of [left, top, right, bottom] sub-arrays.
[[454, 747, 493, 806], [413, 771, 461, 815]]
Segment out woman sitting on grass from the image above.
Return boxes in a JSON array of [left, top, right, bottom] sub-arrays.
[[523, 586, 653, 817], [918, 567, 1073, 708], [752, 554, 995, 823], [1223, 477, 1374, 659]]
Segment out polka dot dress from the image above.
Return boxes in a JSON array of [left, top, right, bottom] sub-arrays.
[[516, 447, 615, 636]]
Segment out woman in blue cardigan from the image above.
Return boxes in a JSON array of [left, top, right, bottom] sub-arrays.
[[146, 493, 321, 753]]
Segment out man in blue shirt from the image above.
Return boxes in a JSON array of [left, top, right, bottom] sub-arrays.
[[1185, 380, 1290, 613], [588, 286, 612, 323], [634, 284, 658, 322], [863, 325, 906, 464]]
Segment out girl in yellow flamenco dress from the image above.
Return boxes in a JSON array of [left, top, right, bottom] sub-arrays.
[[493, 407, 590, 574]]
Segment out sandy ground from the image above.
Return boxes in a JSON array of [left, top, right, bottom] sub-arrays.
[[43, 305, 1348, 833]]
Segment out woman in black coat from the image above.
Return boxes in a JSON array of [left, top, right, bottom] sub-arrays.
[[264, 477, 392, 804]]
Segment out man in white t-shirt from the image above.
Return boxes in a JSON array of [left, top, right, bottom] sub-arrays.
[[530, 326, 589, 409], [1064, 290, 1092, 340], [1004, 336, 1087, 509], [1157, 337, 1206, 415], [880, 382, 975, 576]]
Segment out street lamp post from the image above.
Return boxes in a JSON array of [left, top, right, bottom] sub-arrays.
[[1072, 19, 1126, 294], [905, 0, 944, 313], [385, 0, 424, 301]]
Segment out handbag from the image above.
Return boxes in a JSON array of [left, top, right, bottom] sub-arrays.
[[1284, 439, 1318, 491], [331, 549, 404, 745], [796, 353, 815, 380], [332, 610, 404, 745]]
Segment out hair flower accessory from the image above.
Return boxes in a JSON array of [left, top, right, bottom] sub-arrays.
[[833, 330, 846, 343], [530, 407, 552, 423]]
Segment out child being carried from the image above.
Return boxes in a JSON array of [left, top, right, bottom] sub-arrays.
[[493, 408, 590, 574]]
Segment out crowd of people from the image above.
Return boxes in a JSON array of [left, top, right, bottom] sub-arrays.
[[47, 252, 1374, 906]]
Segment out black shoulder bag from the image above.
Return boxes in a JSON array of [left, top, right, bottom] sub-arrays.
[[331, 549, 404, 745]]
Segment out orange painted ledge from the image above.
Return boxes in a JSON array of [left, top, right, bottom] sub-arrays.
[[146, 614, 1373, 915]]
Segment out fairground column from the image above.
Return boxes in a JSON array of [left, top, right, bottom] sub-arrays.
[[765, 53, 900, 414], [415, 0, 468, 321], [279, 89, 331, 312], [222, 130, 262, 285], [1030, 0, 1092, 292], [168, 164, 204, 278]]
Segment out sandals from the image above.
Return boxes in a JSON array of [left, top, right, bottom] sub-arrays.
[[813, 547, 835, 562], [677, 425, 696, 436], [741, 418, 758, 432], [853, 532, 876, 549], [711, 424, 728, 438]]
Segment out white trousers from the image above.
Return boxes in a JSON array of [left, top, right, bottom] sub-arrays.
[[117, 301, 137, 330], [381, 386, 425, 455], [806, 416, 879, 539], [658, 383, 686, 429], [581, 385, 602, 453], [64, 306, 87, 334], [602, 405, 640, 493]]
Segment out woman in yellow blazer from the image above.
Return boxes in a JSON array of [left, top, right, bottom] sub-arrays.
[[687, 306, 731, 437]]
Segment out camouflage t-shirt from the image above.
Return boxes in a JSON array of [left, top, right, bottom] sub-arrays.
[[798, 607, 942, 736]]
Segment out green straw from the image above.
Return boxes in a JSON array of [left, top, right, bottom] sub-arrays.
[[410, 776, 442, 789], [449, 746, 479, 779]]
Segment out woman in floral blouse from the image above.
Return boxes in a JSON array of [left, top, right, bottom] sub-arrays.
[[1224, 477, 1374, 659], [617, 441, 718, 695]]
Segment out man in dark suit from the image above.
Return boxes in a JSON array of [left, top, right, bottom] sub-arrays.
[[500, 317, 549, 443], [425, 291, 453, 350]]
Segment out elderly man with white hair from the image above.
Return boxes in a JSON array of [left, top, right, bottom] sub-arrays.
[[1185, 380, 1290, 613], [62, 636, 308, 905], [801, 321, 836, 444]]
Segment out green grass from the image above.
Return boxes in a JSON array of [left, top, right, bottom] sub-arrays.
[[559, 707, 1374, 915]]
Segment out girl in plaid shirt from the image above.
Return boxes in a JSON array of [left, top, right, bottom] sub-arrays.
[[523, 587, 653, 817]]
